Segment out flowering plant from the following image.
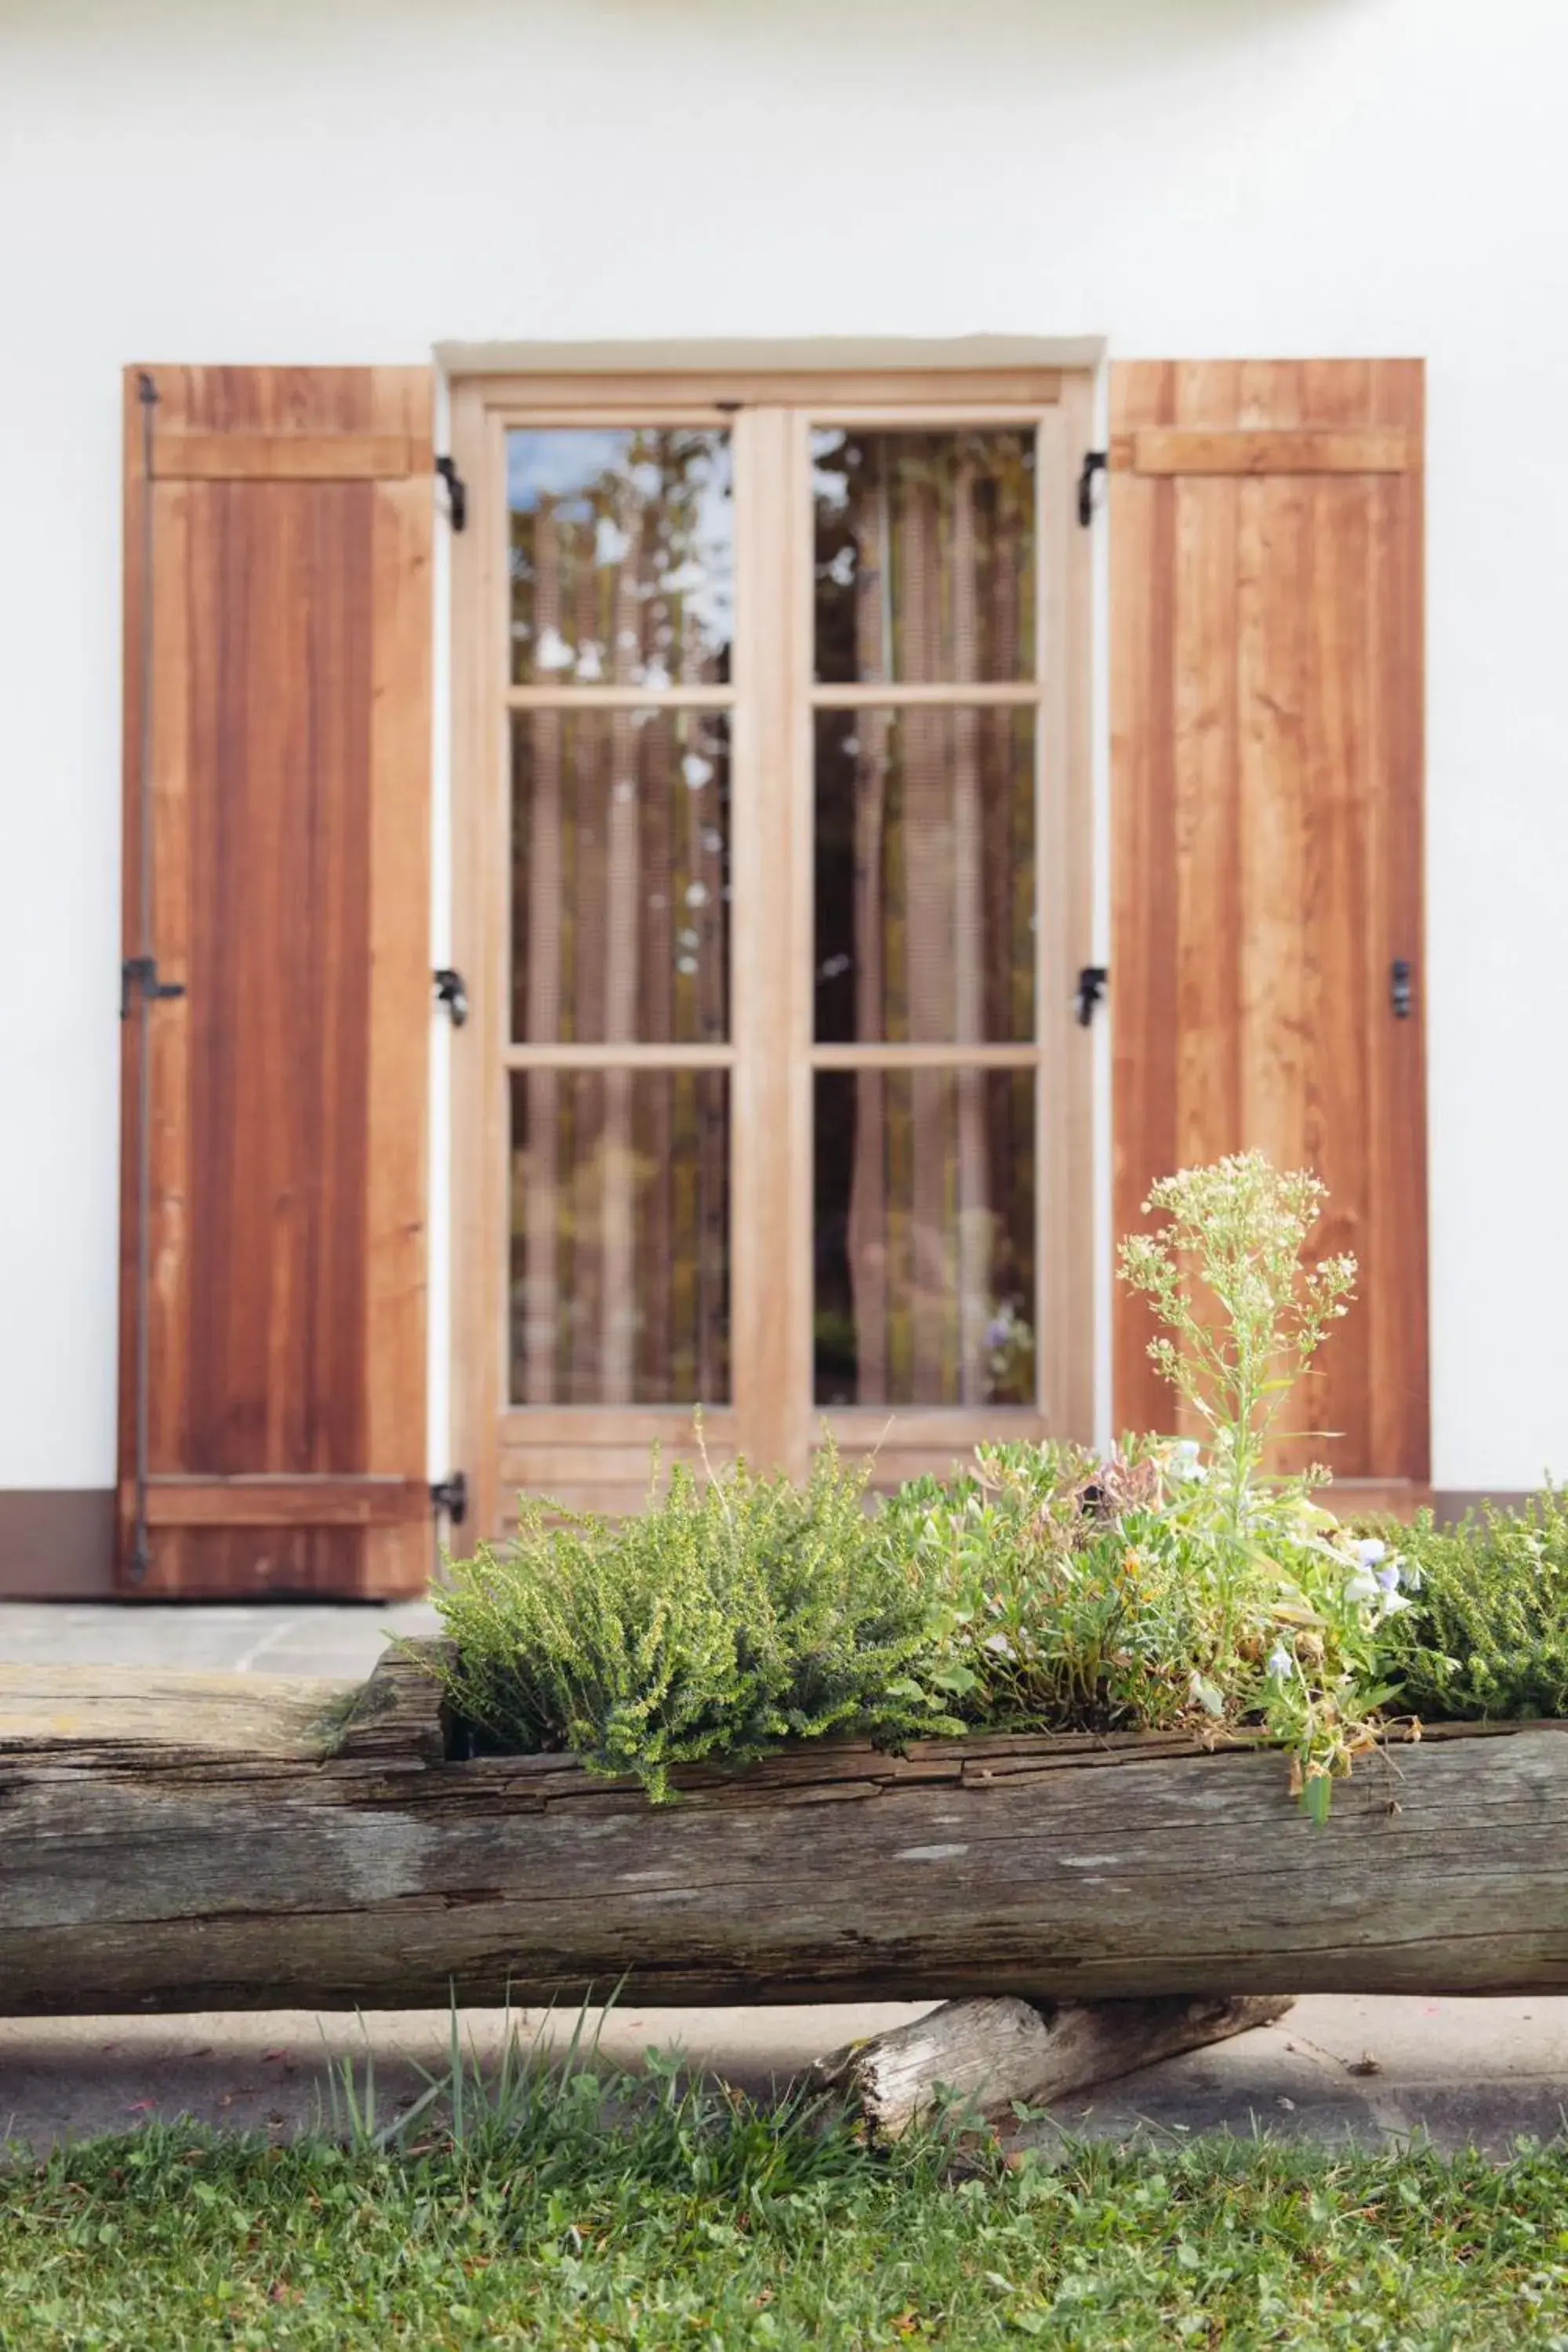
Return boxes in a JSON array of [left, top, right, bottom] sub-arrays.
[[1118, 1152, 1357, 1536], [884, 1439, 1417, 1819], [880, 1152, 1412, 1816]]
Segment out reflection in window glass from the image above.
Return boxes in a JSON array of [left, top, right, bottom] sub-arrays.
[[812, 430, 1036, 684], [814, 1069, 1035, 1407], [512, 710, 729, 1045], [815, 706, 1034, 1045], [508, 429, 733, 687], [510, 1070, 730, 1406]]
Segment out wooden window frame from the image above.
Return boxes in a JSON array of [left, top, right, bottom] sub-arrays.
[[449, 368, 1095, 1536]]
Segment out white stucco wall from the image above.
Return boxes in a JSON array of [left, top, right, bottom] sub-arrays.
[[2, 0, 1564, 1493]]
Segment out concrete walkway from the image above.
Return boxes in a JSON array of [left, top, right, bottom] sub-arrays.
[[5, 1602, 1568, 2158], [0, 1597, 443, 1681], [5, 1997, 1568, 2161]]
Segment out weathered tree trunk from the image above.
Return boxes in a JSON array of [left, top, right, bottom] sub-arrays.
[[815, 1993, 1294, 2142], [3, 1648, 1567, 2016]]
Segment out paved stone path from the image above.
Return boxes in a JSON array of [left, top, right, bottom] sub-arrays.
[[5, 1602, 1567, 2157]]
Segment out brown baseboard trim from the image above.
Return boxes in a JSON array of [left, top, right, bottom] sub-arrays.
[[1432, 1490, 1541, 1525], [0, 1490, 116, 1596]]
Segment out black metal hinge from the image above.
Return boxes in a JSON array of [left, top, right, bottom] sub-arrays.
[[1078, 449, 1108, 528], [430, 1472, 469, 1526], [434, 967, 468, 1026], [435, 456, 466, 532], [1390, 956, 1414, 1018], [1074, 965, 1109, 1026], [121, 956, 186, 1020]]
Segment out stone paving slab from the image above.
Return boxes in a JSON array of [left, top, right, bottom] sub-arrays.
[[0, 1599, 443, 1679]]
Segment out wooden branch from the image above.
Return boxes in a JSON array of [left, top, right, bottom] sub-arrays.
[[815, 1994, 1295, 2143], [3, 1648, 1568, 2016]]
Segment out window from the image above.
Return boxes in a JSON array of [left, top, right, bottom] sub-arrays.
[[451, 367, 1093, 1529]]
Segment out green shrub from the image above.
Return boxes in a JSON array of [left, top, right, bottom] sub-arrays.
[[1374, 1490, 1568, 1722], [426, 1160, 1568, 1822], [424, 1443, 960, 1800], [880, 1437, 1403, 1818]]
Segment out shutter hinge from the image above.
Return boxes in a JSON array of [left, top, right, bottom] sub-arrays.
[[1074, 965, 1109, 1026], [430, 1472, 469, 1527], [435, 456, 466, 532], [121, 955, 186, 1020], [434, 967, 468, 1026], [1077, 449, 1108, 527]]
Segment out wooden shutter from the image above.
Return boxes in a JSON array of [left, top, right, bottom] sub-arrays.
[[118, 366, 433, 1595], [1110, 361, 1428, 1491]]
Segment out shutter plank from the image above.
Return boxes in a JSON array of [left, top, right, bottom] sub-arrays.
[[1366, 361, 1429, 1479], [1172, 362, 1243, 1192], [1236, 362, 1310, 1192], [1109, 362, 1178, 1441], [364, 423, 434, 1592], [1299, 358, 1375, 1475]]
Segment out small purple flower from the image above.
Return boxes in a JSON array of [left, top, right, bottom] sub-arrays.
[[1376, 1563, 1401, 1595], [1354, 1538, 1387, 1570], [1265, 1643, 1292, 1682]]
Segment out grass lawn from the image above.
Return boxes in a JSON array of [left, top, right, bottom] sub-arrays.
[[3, 2051, 1568, 2350]]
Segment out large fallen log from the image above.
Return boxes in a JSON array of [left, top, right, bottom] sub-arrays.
[[3, 1648, 1567, 2015]]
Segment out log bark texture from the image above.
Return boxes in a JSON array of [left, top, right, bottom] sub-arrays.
[[815, 1994, 1296, 2141], [3, 1650, 1567, 2016]]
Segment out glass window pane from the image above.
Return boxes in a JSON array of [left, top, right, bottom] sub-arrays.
[[508, 428, 733, 687], [815, 706, 1034, 1044], [513, 709, 729, 1045], [813, 429, 1036, 684], [814, 1069, 1035, 1407], [510, 1069, 730, 1406]]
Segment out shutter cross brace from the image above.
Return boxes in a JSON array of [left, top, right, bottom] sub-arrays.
[[436, 456, 466, 531]]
